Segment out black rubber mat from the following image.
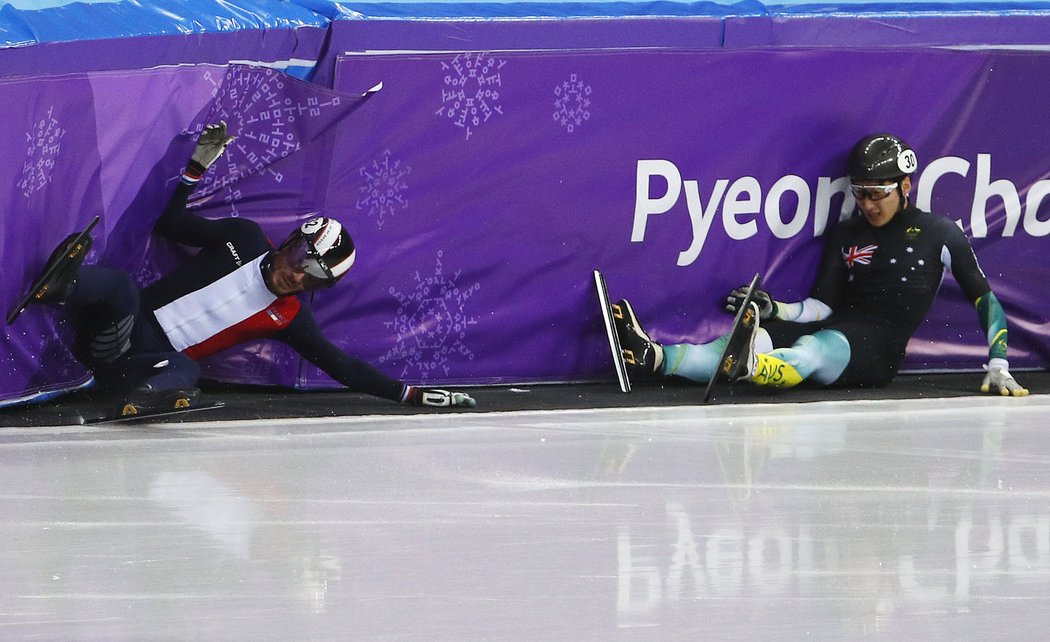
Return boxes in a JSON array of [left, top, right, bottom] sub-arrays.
[[1, 370, 1046, 427]]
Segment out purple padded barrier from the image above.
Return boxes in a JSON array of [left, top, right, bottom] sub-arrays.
[[312, 47, 1050, 388], [310, 16, 728, 87], [725, 11, 1050, 48], [0, 29, 328, 81], [5, 47, 1050, 404], [310, 17, 730, 87]]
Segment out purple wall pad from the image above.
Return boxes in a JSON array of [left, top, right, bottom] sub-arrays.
[[319, 47, 1050, 387], [725, 13, 1050, 48], [0, 28, 328, 81], [4, 46, 1050, 403], [311, 17, 726, 86]]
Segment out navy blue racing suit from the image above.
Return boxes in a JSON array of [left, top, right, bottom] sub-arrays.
[[68, 180, 408, 402]]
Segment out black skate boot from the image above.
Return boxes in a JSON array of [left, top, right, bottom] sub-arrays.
[[31, 232, 94, 304], [120, 385, 201, 417], [7, 216, 99, 325], [721, 301, 760, 381], [612, 299, 663, 378]]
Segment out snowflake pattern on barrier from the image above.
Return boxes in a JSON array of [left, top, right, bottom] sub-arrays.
[[554, 74, 592, 133], [18, 106, 66, 198], [437, 52, 507, 140], [356, 150, 411, 229], [379, 251, 479, 379], [194, 67, 345, 216]]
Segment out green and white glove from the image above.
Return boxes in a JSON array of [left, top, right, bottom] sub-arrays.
[[191, 121, 235, 171], [407, 387, 477, 408], [980, 358, 1029, 397]]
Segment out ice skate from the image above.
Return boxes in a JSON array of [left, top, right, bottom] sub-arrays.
[[612, 298, 662, 378], [34, 233, 93, 303], [721, 301, 761, 381], [7, 215, 99, 324], [120, 385, 201, 416], [704, 272, 762, 402]]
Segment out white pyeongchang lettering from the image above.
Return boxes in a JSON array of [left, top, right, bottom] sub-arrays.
[[632, 160, 853, 267], [634, 155, 1044, 266], [1023, 180, 1050, 237], [679, 178, 727, 266], [765, 175, 810, 239], [722, 177, 761, 241]]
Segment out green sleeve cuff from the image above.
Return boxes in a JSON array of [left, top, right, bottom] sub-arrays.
[[975, 292, 1009, 361]]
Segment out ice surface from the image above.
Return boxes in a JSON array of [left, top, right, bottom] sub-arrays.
[[2, 395, 1049, 639]]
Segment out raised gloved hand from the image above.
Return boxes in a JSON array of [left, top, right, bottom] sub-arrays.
[[726, 286, 778, 320], [407, 387, 477, 408], [980, 358, 1029, 397], [190, 121, 235, 171]]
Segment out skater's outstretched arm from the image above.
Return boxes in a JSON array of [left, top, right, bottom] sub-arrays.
[[937, 220, 1027, 396], [154, 122, 244, 248], [277, 307, 477, 408]]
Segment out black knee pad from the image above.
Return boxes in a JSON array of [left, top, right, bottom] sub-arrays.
[[84, 314, 135, 363]]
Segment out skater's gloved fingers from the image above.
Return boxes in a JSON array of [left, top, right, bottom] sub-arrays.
[[980, 366, 1029, 397], [410, 388, 478, 408], [727, 285, 753, 299], [199, 121, 234, 144], [726, 287, 775, 319], [200, 121, 225, 140], [725, 287, 751, 313], [450, 392, 477, 407], [192, 121, 236, 169]]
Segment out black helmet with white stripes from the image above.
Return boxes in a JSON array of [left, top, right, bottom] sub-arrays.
[[847, 133, 918, 182], [278, 216, 356, 286]]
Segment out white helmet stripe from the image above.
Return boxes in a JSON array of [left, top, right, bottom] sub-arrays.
[[311, 219, 342, 255], [328, 248, 356, 277], [298, 216, 356, 281]]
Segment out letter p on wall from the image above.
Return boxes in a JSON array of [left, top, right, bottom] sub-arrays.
[[632, 160, 682, 242]]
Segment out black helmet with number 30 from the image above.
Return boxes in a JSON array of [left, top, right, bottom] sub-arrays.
[[847, 133, 918, 182], [277, 216, 356, 287]]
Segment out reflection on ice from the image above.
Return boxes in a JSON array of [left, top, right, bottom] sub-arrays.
[[0, 396, 1048, 638], [150, 471, 263, 560]]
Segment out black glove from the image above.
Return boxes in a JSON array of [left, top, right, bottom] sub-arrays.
[[407, 387, 477, 408], [725, 286, 778, 320]]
